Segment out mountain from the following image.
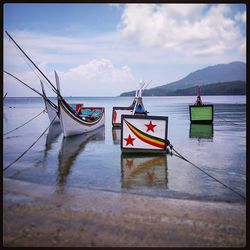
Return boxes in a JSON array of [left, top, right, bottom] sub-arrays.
[[120, 61, 246, 96], [121, 80, 246, 96], [168, 81, 246, 96]]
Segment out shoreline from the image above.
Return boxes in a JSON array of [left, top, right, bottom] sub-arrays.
[[3, 177, 246, 247]]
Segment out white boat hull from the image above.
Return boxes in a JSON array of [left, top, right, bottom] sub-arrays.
[[59, 99, 105, 137], [45, 99, 60, 124]]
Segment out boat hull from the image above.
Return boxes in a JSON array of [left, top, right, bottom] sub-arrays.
[[45, 99, 60, 124], [121, 115, 168, 153], [112, 107, 134, 127], [58, 99, 105, 137], [189, 105, 213, 124]]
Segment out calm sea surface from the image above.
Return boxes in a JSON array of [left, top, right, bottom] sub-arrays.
[[3, 96, 246, 203]]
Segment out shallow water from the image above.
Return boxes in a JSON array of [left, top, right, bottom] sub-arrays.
[[3, 96, 246, 203]]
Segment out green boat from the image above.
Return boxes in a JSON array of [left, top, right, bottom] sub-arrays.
[[189, 104, 213, 123], [189, 86, 213, 124]]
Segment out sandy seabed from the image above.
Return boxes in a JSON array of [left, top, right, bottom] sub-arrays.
[[3, 177, 246, 247]]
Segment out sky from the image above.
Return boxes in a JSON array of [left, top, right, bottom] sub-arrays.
[[3, 3, 246, 97]]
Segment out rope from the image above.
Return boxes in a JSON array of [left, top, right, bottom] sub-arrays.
[[3, 116, 57, 172], [6, 31, 57, 94], [167, 140, 246, 200], [4, 109, 46, 136]]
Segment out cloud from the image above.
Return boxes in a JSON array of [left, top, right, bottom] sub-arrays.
[[235, 10, 246, 23], [3, 4, 246, 96], [4, 30, 136, 96], [57, 59, 135, 96], [119, 4, 245, 58], [4, 57, 135, 97]]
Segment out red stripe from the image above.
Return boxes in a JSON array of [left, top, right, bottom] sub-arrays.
[[126, 121, 165, 149]]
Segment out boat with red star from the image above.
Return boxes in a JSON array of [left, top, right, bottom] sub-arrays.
[[121, 114, 168, 153]]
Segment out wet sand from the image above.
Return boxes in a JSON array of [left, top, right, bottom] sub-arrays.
[[3, 177, 246, 247]]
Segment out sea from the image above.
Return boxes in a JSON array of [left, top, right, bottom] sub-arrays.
[[3, 96, 246, 203]]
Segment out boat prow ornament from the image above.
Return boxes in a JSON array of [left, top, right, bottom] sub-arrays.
[[112, 80, 150, 127], [121, 115, 168, 153]]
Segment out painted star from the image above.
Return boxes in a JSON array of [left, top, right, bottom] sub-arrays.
[[145, 121, 157, 132], [124, 134, 135, 146]]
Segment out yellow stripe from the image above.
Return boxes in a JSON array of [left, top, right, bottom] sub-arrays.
[[126, 120, 165, 147]]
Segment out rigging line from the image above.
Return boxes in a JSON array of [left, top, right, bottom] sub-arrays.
[[3, 92, 8, 100], [17, 47, 57, 96], [169, 145, 246, 200], [4, 70, 44, 98], [5, 30, 58, 93], [10, 39, 56, 95], [4, 109, 46, 136], [143, 80, 153, 91], [9, 38, 48, 86], [3, 115, 57, 172]]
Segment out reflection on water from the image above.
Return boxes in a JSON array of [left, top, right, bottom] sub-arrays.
[[112, 127, 121, 144], [57, 126, 105, 186], [121, 153, 168, 188], [43, 123, 62, 165], [189, 124, 213, 140], [3, 97, 246, 202]]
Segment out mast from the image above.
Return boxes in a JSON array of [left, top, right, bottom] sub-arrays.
[[197, 85, 201, 96], [5, 30, 58, 94]]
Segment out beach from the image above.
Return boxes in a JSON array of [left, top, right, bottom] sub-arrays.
[[3, 177, 245, 247]]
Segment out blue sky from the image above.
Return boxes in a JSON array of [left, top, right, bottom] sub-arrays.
[[3, 3, 246, 97]]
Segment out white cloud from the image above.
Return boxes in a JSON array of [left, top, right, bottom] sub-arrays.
[[4, 58, 135, 97], [3, 4, 246, 96], [57, 59, 135, 96], [235, 10, 246, 23], [119, 4, 245, 58]]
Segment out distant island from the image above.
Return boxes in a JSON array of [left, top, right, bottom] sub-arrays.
[[120, 61, 246, 96], [121, 80, 246, 96]]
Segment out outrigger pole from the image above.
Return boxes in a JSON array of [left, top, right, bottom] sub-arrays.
[[5, 30, 58, 94]]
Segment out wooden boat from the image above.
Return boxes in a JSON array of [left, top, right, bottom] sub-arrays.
[[121, 114, 168, 153], [189, 86, 213, 124], [5, 32, 104, 136], [40, 81, 60, 123], [54, 71, 105, 137], [112, 101, 135, 127], [121, 153, 167, 188], [41, 81, 86, 123], [112, 81, 149, 127], [189, 105, 213, 124]]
